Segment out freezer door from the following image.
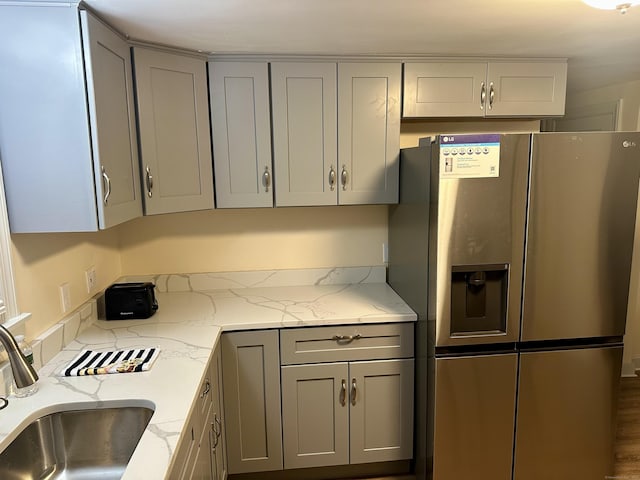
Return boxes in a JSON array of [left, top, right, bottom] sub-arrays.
[[522, 132, 640, 341], [513, 346, 622, 480], [433, 353, 518, 480]]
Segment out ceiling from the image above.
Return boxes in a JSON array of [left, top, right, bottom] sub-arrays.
[[84, 0, 640, 94]]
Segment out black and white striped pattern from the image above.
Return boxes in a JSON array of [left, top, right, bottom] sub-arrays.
[[62, 347, 160, 377]]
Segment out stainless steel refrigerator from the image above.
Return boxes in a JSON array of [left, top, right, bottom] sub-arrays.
[[388, 132, 640, 480]]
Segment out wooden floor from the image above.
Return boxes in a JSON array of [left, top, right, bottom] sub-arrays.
[[614, 375, 640, 479]]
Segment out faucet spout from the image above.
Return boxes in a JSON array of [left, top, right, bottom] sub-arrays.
[[0, 325, 38, 389]]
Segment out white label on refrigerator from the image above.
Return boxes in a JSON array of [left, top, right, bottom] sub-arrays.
[[439, 134, 500, 179]]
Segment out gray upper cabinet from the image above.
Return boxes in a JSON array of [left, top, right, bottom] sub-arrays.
[[133, 47, 214, 215], [0, 5, 142, 232], [338, 63, 401, 205], [403, 60, 567, 118], [210, 61, 273, 208], [270, 61, 401, 207], [271, 62, 338, 207]]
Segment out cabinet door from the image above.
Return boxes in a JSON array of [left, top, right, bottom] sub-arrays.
[[210, 61, 273, 208], [349, 359, 414, 464], [133, 47, 214, 215], [403, 62, 487, 118], [211, 345, 227, 480], [80, 11, 142, 229], [271, 62, 338, 206], [281, 363, 350, 469], [221, 331, 283, 474], [338, 63, 401, 205], [486, 61, 567, 117]]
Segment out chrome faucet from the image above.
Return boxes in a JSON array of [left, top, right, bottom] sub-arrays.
[[0, 325, 38, 389]]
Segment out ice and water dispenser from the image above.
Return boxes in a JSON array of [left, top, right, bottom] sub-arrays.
[[450, 264, 509, 336]]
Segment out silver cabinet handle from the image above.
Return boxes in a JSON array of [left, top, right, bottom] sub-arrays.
[[200, 380, 211, 398], [215, 413, 222, 440], [341, 165, 348, 190], [489, 82, 495, 110], [211, 419, 219, 450], [101, 166, 111, 205], [263, 166, 271, 193], [340, 379, 347, 406], [332, 333, 361, 343], [145, 166, 153, 198], [351, 378, 357, 406], [480, 82, 486, 110], [328, 166, 336, 191]]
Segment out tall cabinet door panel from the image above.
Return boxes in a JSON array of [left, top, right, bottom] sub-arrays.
[[349, 359, 414, 464], [80, 11, 142, 229], [133, 47, 214, 215], [433, 354, 517, 480], [486, 62, 567, 117], [210, 61, 273, 208], [514, 347, 622, 480], [403, 62, 487, 118], [338, 63, 401, 205], [271, 62, 337, 206], [221, 330, 283, 474], [281, 363, 350, 469]]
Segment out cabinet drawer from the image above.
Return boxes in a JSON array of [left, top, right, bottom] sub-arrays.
[[280, 323, 414, 365]]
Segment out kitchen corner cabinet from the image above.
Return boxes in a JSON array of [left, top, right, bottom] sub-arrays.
[[403, 60, 567, 118], [271, 62, 401, 207], [133, 47, 214, 215], [209, 61, 273, 208], [221, 330, 283, 474], [280, 324, 414, 469], [0, 5, 142, 232]]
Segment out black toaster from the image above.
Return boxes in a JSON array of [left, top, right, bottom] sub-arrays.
[[105, 282, 158, 320]]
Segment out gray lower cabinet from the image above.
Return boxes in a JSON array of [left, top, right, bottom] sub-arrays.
[[280, 323, 415, 470], [221, 330, 283, 474], [211, 344, 227, 480], [281, 359, 414, 469], [0, 5, 142, 232], [209, 61, 273, 208], [133, 47, 214, 215]]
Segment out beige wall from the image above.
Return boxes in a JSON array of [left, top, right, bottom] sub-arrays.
[[11, 230, 121, 338], [118, 206, 388, 275]]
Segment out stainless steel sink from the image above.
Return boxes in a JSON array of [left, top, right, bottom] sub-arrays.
[[0, 405, 154, 480]]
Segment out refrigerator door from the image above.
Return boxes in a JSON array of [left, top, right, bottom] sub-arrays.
[[513, 345, 622, 480], [433, 353, 518, 480], [435, 134, 530, 347], [522, 132, 640, 341]]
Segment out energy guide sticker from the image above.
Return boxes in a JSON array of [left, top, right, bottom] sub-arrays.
[[439, 134, 500, 179]]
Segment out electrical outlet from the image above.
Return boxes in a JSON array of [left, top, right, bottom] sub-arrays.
[[59, 283, 71, 313], [85, 266, 96, 294], [382, 242, 389, 263]]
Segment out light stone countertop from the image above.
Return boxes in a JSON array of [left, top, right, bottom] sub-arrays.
[[0, 271, 416, 480]]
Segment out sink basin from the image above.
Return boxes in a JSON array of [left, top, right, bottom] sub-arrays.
[[0, 405, 154, 480]]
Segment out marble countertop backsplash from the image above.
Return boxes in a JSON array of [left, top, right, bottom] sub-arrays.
[[0, 266, 416, 479]]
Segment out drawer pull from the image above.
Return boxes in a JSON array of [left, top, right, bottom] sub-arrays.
[[332, 333, 361, 343], [340, 379, 347, 406], [351, 378, 357, 406], [211, 420, 219, 450], [200, 380, 211, 398]]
